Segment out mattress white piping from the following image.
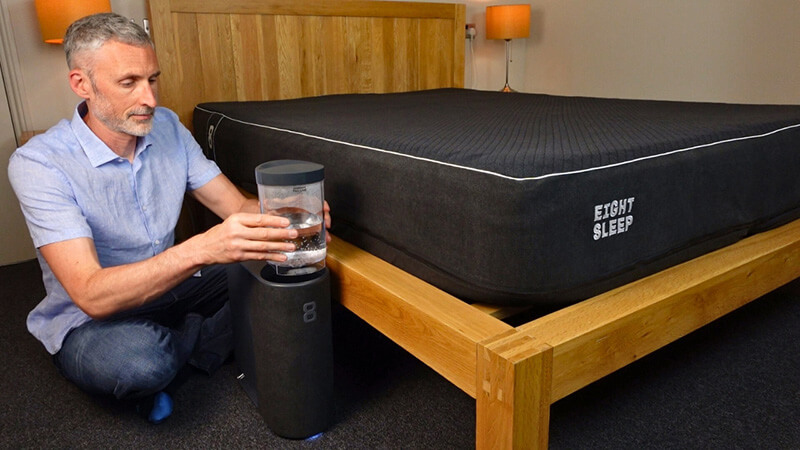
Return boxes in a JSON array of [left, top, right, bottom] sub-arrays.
[[194, 106, 800, 182]]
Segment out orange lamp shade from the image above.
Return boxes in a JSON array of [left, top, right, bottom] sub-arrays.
[[486, 4, 531, 40], [35, 0, 112, 44]]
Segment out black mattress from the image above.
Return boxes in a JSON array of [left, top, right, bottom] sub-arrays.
[[193, 89, 800, 306]]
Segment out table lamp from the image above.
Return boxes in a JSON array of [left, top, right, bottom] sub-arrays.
[[486, 4, 531, 92], [35, 0, 112, 44]]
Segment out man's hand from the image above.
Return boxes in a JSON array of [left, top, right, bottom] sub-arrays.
[[192, 174, 332, 245], [323, 200, 332, 243], [192, 212, 299, 264]]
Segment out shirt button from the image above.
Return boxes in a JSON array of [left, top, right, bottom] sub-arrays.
[[154, 240, 161, 245], [142, 206, 147, 211]]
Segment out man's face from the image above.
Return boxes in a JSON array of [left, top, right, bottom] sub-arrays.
[[81, 41, 161, 138]]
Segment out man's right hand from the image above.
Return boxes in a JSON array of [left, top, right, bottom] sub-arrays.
[[193, 212, 299, 265]]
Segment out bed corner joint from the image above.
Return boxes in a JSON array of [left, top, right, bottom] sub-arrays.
[[476, 330, 553, 450]]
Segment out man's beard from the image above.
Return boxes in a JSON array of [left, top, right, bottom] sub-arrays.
[[95, 102, 155, 137], [90, 79, 155, 137], [121, 108, 155, 137]]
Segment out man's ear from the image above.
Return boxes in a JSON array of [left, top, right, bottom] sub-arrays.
[[69, 69, 91, 100]]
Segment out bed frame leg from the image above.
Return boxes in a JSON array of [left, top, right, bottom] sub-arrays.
[[476, 331, 553, 449]]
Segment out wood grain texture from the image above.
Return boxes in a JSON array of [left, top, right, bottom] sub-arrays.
[[326, 237, 511, 397], [149, 0, 465, 127], [520, 217, 800, 402], [477, 330, 552, 450]]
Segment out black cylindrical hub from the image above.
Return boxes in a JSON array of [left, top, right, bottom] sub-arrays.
[[228, 261, 333, 439]]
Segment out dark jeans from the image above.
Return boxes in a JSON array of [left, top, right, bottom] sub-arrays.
[[53, 265, 232, 400]]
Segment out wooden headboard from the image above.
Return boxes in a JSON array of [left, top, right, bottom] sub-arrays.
[[148, 0, 466, 128]]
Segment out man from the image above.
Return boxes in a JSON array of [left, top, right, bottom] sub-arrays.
[[8, 13, 330, 423]]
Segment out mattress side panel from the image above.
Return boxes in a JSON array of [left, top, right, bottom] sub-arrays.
[[192, 103, 800, 306]]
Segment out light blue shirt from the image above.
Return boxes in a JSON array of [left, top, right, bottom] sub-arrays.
[[8, 102, 221, 354]]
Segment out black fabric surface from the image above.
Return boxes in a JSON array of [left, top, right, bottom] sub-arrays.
[[193, 90, 800, 306], [196, 89, 800, 178], [2, 259, 800, 448]]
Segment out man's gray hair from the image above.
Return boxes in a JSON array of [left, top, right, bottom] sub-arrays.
[[64, 12, 153, 70]]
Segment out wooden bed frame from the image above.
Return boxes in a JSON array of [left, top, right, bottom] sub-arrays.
[[148, 0, 800, 447]]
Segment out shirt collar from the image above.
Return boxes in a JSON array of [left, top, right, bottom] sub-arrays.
[[71, 101, 154, 167]]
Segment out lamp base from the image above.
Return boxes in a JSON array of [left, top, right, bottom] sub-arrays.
[[499, 83, 517, 93]]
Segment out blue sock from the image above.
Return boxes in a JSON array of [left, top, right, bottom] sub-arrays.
[[148, 391, 173, 424]]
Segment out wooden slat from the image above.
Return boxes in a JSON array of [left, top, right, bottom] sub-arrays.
[[368, 17, 387, 93], [261, 15, 282, 99], [275, 15, 302, 99], [230, 14, 264, 100], [148, 0, 178, 117], [346, 17, 373, 93], [197, 14, 237, 100], [390, 18, 411, 92], [420, 19, 448, 89], [324, 17, 347, 93], [172, 13, 203, 122], [451, 4, 465, 88], [519, 217, 800, 402]]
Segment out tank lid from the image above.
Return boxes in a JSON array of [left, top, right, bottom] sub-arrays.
[[255, 160, 324, 186]]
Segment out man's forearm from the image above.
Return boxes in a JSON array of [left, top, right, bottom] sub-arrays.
[[42, 236, 208, 320], [239, 197, 260, 214]]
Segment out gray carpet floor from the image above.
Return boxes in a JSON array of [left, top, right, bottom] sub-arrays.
[[1, 258, 799, 449]]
